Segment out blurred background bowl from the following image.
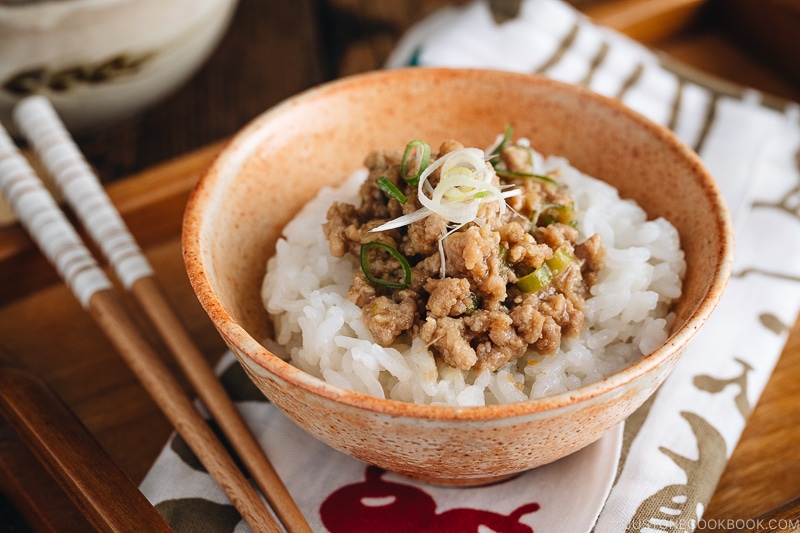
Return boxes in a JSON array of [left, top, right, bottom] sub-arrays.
[[0, 0, 239, 135], [182, 68, 734, 486]]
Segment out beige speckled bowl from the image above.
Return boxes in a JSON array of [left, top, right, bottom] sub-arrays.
[[183, 68, 734, 486]]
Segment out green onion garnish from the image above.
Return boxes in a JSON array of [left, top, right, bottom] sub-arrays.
[[377, 176, 407, 204], [531, 203, 576, 227], [515, 263, 553, 293], [495, 169, 560, 188], [515, 247, 574, 293], [547, 247, 574, 276], [360, 242, 412, 290], [498, 244, 508, 264], [400, 140, 431, 186], [490, 124, 513, 161], [465, 292, 480, 314], [498, 244, 510, 276]]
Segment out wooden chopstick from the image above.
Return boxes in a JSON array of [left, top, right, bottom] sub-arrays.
[[0, 120, 283, 532], [0, 347, 172, 532], [13, 96, 310, 533]]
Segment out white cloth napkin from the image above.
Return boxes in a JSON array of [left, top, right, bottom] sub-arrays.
[[141, 1, 800, 531], [142, 351, 624, 532]]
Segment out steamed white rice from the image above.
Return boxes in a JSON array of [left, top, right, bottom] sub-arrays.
[[262, 150, 685, 406]]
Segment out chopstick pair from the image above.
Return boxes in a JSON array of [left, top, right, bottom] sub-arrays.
[[0, 96, 310, 533]]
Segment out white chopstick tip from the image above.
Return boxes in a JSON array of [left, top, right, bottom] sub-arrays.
[[13, 96, 72, 159], [12, 94, 155, 289], [12, 95, 56, 129], [0, 120, 112, 307]]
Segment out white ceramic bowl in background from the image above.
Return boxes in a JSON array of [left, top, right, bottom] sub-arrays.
[[0, 0, 239, 134]]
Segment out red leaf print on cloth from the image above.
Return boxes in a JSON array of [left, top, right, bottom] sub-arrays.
[[320, 465, 540, 533]]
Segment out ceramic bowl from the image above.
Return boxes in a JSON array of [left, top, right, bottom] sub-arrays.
[[183, 68, 734, 486], [0, 0, 238, 134]]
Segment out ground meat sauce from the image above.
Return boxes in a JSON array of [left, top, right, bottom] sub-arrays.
[[323, 139, 606, 372]]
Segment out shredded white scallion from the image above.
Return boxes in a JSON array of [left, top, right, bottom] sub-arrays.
[[370, 147, 521, 278], [372, 148, 519, 233], [418, 148, 502, 222]]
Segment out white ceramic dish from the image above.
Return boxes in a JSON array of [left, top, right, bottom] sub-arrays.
[[0, 0, 238, 134]]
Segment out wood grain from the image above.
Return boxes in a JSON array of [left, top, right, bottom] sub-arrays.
[[130, 277, 311, 533], [72, 0, 325, 184], [0, 420, 95, 532], [582, 0, 708, 44], [0, 350, 170, 532], [86, 289, 282, 532], [700, 318, 800, 527]]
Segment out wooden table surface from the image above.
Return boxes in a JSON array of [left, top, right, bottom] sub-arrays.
[[1, 0, 799, 530]]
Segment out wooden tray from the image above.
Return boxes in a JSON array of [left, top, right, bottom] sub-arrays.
[[1, 0, 799, 530]]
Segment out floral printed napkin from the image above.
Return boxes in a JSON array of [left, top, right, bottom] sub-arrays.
[[142, 352, 624, 532], [141, 1, 800, 531]]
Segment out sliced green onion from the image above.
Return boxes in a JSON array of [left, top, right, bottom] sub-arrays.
[[526, 147, 535, 169], [532, 203, 575, 226], [465, 292, 480, 314], [376, 176, 407, 204], [400, 140, 431, 186], [514, 248, 574, 293], [497, 244, 510, 276], [547, 247, 574, 276], [489, 124, 513, 161], [495, 169, 560, 188], [515, 263, 553, 293], [537, 214, 556, 226], [498, 244, 508, 264], [360, 242, 412, 290]]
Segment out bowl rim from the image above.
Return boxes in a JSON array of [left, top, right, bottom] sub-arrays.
[[183, 67, 735, 420]]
